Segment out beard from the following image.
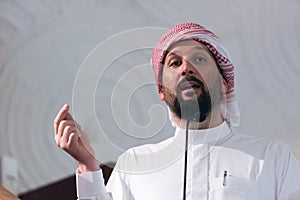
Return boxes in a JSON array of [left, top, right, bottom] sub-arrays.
[[162, 77, 215, 122]]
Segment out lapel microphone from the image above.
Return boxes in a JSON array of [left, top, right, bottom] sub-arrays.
[[183, 119, 190, 200]]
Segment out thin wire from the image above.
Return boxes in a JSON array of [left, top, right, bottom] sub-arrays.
[[183, 120, 190, 200]]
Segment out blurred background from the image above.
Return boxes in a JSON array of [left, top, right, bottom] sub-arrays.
[[0, 0, 299, 197]]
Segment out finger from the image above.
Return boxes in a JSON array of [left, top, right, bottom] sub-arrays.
[[57, 120, 76, 139], [54, 104, 69, 134], [65, 111, 74, 121], [67, 132, 79, 148], [59, 125, 77, 149]]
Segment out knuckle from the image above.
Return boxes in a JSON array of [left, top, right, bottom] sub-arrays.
[[56, 140, 62, 147], [65, 125, 75, 134], [65, 125, 71, 132], [54, 117, 59, 124], [58, 120, 69, 131], [60, 143, 69, 150], [60, 120, 67, 126]]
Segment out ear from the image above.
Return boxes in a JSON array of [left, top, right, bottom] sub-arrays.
[[159, 91, 165, 101], [221, 78, 228, 94]]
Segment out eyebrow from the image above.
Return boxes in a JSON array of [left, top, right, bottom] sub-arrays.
[[166, 46, 206, 58]]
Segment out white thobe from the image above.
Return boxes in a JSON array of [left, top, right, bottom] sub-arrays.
[[76, 122, 300, 199]]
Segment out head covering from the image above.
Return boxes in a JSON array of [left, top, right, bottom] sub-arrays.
[[151, 23, 240, 127]]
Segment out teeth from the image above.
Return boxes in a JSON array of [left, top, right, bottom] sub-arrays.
[[181, 82, 200, 90], [183, 85, 192, 90]]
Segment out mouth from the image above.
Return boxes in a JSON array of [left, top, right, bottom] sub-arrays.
[[180, 80, 201, 91]]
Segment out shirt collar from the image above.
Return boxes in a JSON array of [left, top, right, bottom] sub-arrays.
[[174, 121, 231, 145]]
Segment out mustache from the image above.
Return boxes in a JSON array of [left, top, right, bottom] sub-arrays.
[[176, 76, 204, 90]]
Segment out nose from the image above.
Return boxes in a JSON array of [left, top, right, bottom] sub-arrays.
[[180, 59, 194, 76]]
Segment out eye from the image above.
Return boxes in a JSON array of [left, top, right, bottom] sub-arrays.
[[169, 60, 182, 67], [195, 57, 206, 63]]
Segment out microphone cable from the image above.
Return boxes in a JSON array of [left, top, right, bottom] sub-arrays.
[[183, 120, 190, 200]]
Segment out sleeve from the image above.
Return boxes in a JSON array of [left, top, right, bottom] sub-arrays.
[[276, 143, 300, 200], [76, 169, 112, 200], [105, 169, 134, 200]]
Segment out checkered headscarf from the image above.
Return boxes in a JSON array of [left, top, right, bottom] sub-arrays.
[[151, 23, 240, 127]]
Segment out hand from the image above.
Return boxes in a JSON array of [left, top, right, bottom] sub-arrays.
[[54, 104, 100, 173]]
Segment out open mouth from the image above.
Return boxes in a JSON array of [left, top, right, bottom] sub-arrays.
[[180, 81, 201, 91]]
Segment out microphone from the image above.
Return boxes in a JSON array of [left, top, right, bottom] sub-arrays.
[[183, 119, 190, 200]]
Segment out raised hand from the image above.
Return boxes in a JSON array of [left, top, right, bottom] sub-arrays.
[[54, 104, 100, 173]]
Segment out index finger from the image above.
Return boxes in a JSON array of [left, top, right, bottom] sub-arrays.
[[54, 104, 69, 134]]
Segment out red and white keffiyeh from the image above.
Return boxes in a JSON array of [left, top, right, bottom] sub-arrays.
[[151, 23, 240, 127]]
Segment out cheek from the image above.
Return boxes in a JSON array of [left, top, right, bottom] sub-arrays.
[[199, 71, 222, 92], [162, 70, 178, 90], [207, 75, 224, 99]]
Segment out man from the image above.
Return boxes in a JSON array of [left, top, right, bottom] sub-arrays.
[[54, 23, 300, 199]]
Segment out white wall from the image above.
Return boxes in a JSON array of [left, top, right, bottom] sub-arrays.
[[0, 0, 299, 194]]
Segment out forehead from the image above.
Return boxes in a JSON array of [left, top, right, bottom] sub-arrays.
[[166, 39, 210, 55]]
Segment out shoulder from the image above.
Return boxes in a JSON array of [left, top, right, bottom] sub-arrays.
[[226, 131, 293, 159], [231, 131, 290, 147], [124, 136, 175, 155]]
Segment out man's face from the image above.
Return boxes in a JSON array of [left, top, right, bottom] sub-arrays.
[[160, 39, 226, 121]]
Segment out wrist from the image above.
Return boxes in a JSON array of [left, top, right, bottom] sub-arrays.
[[77, 159, 100, 173]]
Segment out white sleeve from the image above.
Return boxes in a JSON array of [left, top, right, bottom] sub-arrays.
[[76, 169, 113, 200], [277, 143, 300, 200]]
